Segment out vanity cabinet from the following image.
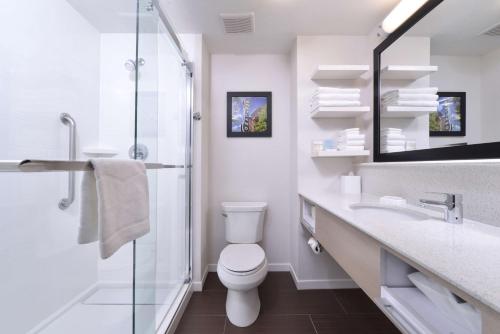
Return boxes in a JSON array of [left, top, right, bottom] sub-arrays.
[[311, 202, 500, 334]]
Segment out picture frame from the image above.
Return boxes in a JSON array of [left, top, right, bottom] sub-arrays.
[[429, 92, 466, 137], [226, 92, 272, 137]]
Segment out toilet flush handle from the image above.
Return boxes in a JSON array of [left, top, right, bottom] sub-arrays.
[[222, 213, 228, 217]]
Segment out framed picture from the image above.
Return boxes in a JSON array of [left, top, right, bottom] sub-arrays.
[[430, 92, 466, 137], [227, 92, 272, 137]]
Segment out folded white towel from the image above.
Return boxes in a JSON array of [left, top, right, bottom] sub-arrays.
[[383, 100, 439, 107], [79, 159, 150, 259], [341, 128, 360, 134], [381, 128, 402, 133], [382, 140, 406, 146], [311, 100, 361, 108], [338, 134, 365, 141], [316, 87, 361, 94], [382, 93, 438, 101], [338, 139, 365, 146], [312, 93, 361, 101], [381, 134, 406, 140], [397, 87, 438, 94], [338, 145, 365, 151]]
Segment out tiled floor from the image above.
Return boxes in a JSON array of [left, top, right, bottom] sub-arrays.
[[175, 272, 400, 334]]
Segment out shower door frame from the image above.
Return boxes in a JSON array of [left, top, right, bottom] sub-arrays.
[[133, 1, 194, 333]]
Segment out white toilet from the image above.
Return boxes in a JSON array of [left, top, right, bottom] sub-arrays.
[[217, 202, 268, 327]]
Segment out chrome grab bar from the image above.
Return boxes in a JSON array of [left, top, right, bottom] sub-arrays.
[[0, 160, 186, 172], [59, 113, 76, 210]]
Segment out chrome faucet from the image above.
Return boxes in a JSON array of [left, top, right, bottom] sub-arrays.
[[419, 192, 463, 224]]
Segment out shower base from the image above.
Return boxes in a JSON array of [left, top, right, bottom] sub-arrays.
[[33, 286, 179, 334]]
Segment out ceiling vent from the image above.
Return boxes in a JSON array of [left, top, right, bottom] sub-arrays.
[[481, 22, 500, 36], [220, 12, 255, 34]]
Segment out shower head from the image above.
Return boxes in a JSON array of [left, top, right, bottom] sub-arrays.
[[124, 58, 145, 72]]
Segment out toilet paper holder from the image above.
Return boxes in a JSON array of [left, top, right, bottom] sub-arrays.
[[307, 237, 322, 254]]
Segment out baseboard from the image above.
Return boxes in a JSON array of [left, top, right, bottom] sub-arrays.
[[289, 264, 358, 290], [207, 262, 291, 273], [192, 265, 209, 291]]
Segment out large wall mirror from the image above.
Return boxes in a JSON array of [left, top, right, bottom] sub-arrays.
[[374, 0, 500, 162]]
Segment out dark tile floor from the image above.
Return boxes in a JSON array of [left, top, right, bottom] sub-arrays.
[[175, 272, 400, 334]]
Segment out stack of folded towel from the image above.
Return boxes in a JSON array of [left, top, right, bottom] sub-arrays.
[[382, 87, 439, 109], [381, 128, 406, 153], [337, 128, 365, 151], [311, 87, 361, 112]]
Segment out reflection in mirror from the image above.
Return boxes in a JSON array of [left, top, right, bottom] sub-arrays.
[[379, 0, 500, 153]]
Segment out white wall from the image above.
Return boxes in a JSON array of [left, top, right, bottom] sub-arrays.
[[0, 1, 100, 332], [292, 36, 371, 287], [481, 47, 500, 143], [429, 55, 482, 147], [208, 54, 291, 269]]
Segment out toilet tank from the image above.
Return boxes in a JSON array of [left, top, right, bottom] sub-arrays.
[[222, 202, 267, 243]]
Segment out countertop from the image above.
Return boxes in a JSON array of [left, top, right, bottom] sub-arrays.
[[299, 188, 500, 314]]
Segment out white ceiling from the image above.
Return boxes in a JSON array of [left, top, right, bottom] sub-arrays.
[[408, 0, 500, 56], [159, 0, 400, 54]]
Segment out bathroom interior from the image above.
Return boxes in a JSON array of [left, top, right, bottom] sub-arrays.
[[2, 0, 500, 333]]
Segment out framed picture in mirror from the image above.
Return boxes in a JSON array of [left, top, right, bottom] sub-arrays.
[[430, 92, 466, 137]]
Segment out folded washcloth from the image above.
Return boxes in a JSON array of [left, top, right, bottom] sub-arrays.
[[312, 93, 361, 101], [383, 100, 439, 107], [397, 87, 438, 94], [79, 159, 150, 259], [382, 92, 438, 101], [338, 145, 365, 151], [381, 146, 405, 153], [381, 128, 402, 133], [341, 128, 360, 134], [316, 87, 361, 94], [311, 100, 361, 108], [338, 139, 365, 146], [338, 134, 365, 141], [381, 134, 406, 140]]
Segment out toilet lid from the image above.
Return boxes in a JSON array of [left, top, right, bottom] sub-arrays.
[[220, 244, 266, 273]]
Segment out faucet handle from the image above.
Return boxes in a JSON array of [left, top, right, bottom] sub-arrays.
[[425, 192, 462, 203]]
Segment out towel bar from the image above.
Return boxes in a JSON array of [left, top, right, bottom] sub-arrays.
[[0, 160, 186, 173]]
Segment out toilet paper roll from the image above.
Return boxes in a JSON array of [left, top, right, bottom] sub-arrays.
[[307, 237, 321, 254]]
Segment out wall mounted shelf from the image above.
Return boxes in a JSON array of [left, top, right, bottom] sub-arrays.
[[311, 150, 370, 158], [381, 106, 436, 118], [311, 106, 370, 118], [381, 65, 438, 80], [311, 65, 369, 80], [82, 147, 119, 158]]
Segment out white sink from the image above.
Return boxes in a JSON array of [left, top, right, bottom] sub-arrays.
[[349, 203, 430, 222]]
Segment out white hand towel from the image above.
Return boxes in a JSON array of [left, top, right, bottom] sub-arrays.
[[383, 100, 439, 107], [398, 87, 438, 94], [382, 93, 438, 101], [341, 128, 360, 134], [316, 87, 361, 94], [311, 100, 361, 108], [338, 134, 366, 141], [79, 159, 150, 259], [338, 145, 365, 151], [338, 139, 365, 146], [383, 140, 406, 146], [381, 127, 402, 133], [381, 146, 405, 153], [312, 93, 361, 101], [381, 134, 406, 140]]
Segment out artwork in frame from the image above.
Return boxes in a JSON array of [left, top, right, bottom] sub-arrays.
[[429, 92, 466, 137], [227, 92, 272, 137]]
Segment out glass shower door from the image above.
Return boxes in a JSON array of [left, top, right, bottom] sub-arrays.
[[133, 1, 192, 332]]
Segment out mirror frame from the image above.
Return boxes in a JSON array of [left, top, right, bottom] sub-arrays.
[[373, 0, 500, 162]]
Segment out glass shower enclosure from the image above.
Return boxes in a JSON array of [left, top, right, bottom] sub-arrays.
[[0, 0, 192, 333]]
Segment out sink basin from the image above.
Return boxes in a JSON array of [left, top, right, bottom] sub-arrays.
[[349, 203, 430, 222]]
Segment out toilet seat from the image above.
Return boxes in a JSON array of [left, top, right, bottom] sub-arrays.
[[220, 244, 266, 275]]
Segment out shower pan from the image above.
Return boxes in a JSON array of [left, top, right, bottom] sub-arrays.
[[0, 0, 192, 333]]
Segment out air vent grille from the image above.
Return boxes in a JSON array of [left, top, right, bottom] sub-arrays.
[[482, 23, 500, 36], [220, 12, 255, 34]]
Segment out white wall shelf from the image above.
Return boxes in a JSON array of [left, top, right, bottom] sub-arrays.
[[82, 147, 119, 158], [311, 106, 370, 118], [381, 65, 438, 80], [381, 106, 436, 118], [311, 65, 369, 80], [312, 150, 370, 158]]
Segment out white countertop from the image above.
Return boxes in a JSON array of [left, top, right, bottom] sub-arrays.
[[299, 188, 500, 314]]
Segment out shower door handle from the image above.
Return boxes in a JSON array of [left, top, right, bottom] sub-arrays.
[[59, 113, 76, 210]]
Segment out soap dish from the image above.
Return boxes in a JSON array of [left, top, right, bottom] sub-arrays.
[[380, 196, 407, 206]]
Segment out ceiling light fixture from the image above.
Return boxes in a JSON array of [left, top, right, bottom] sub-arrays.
[[382, 0, 429, 34]]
